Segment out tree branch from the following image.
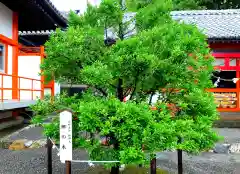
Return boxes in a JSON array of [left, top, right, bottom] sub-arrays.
[[163, 88, 175, 103], [117, 79, 124, 101], [129, 68, 140, 100], [123, 88, 132, 97], [149, 91, 155, 105], [129, 80, 138, 100], [110, 84, 117, 88], [123, 27, 136, 37], [94, 86, 108, 97]]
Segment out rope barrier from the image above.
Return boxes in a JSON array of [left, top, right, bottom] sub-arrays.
[[71, 160, 120, 163], [48, 137, 120, 165]]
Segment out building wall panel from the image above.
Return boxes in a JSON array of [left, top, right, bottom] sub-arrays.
[[0, 2, 13, 39]]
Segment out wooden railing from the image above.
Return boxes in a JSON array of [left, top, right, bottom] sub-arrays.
[[0, 73, 44, 102]]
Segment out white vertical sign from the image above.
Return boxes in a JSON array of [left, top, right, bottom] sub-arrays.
[[60, 110, 73, 161]]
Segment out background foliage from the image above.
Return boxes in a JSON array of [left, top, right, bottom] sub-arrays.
[[127, 0, 240, 10]]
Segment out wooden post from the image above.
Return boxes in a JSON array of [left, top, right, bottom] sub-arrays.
[[177, 138, 183, 174], [47, 137, 53, 174], [65, 161, 71, 174], [150, 154, 156, 174]]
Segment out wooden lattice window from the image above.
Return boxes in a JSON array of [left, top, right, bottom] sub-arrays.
[[209, 53, 240, 112]]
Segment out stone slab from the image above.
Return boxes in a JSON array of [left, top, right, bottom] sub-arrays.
[[0, 117, 24, 131], [0, 100, 36, 110], [9, 139, 28, 150]]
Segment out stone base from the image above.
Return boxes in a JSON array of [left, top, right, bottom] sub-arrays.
[[0, 116, 24, 131], [9, 139, 27, 150], [214, 120, 240, 128], [0, 139, 13, 149]]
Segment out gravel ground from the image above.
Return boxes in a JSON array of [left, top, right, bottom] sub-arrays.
[[0, 148, 89, 174], [0, 147, 240, 174], [8, 126, 45, 141], [214, 128, 240, 143], [156, 151, 240, 174], [0, 127, 240, 173]]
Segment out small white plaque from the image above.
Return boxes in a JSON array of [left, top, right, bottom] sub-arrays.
[[60, 110, 73, 161]]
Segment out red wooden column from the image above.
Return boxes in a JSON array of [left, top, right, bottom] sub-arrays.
[[51, 81, 55, 98], [12, 12, 19, 100], [5, 43, 8, 74], [40, 46, 45, 99], [236, 59, 240, 109], [224, 57, 230, 69]]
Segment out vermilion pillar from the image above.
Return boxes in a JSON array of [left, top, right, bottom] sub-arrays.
[[40, 46, 45, 99], [12, 12, 19, 100]]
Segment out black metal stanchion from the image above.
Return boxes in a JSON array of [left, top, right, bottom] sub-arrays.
[[150, 154, 156, 174], [65, 161, 71, 174], [177, 138, 183, 174], [47, 137, 53, 174]]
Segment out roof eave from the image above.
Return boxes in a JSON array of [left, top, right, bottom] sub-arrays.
[[208, 37, 240, 43], [44, 0, 68, 22]]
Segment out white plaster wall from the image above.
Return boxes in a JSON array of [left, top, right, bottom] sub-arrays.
[[18, 56, 41, 100], [0, 75, 12, 100], [0, 46, 13, 100], [0, 2, 13, 38], [55, 83, 61, 95], [213, 59, 225, 66], [213, 58, 237, 67], [8, 45, 12, 74], [44, 88, 52, 96]]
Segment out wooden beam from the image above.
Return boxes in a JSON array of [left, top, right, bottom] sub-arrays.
[[0, 34, 17, 46]]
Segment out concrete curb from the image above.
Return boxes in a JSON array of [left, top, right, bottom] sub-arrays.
[[0, 124, 42, 150], [1, 125, 240, 154], [1, 124, 37, 140]]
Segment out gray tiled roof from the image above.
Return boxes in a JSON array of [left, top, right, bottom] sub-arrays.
[[170, 9, 240, 39], [20, 9, 240, 40], [19, 30, 55, 36]]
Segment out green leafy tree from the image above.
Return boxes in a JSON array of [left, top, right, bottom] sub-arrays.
[[200, 0, 240, 9], [34, 0, 220, 173]]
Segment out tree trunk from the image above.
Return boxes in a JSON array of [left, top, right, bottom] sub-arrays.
[[110, 2, 124, 174], [117, 79, 124, 101], [110, 166, 120, 174], [111, 141, 120, 174]]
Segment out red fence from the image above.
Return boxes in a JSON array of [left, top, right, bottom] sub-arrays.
[[0, 73, 44, 102]]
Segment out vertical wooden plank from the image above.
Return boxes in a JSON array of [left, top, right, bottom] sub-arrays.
[[236, 59, 240, 109], [60, 110, 73, 174], [65, 161, 71, 174], [31, 79, 34, 100], [18, 77, 20, 101]]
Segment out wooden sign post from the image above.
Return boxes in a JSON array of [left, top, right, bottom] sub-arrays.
[[60, 110, 73, 174]]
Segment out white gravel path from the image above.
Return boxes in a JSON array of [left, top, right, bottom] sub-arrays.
[[0, 148, 240, 174]]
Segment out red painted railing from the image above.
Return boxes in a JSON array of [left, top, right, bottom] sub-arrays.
[[0, 73, 44, 102]]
